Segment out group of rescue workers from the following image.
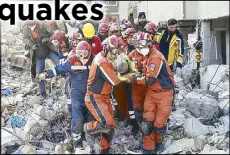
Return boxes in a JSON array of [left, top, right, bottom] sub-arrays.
[[22, 11, 184, 154]]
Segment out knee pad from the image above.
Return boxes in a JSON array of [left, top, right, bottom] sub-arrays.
[[154, 126, 167, 136], [141, 120, 153, 136]]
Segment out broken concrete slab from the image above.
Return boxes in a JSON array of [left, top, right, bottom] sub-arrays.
[[218, 116, 229, 135], [182, 91, 219, 119], [184, 117, 209, 138], [200, 65, 229, 93], [194, 135, 208, 151], [200, 144, 217, 154]]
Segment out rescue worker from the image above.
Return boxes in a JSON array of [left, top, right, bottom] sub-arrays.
[[83, 35, 132, 154], [97, 23, 109, 42], [157, 18, 184, 73], [120, 28, 140, 136], [129, 32, 175, 154], [82, 23, 102, 56], [69, 32, 83, 50], [35, 41, 94, 148], [144, 22, 160, 50], [128, 32, 148, 124], [23, 20, 59, 98], [156, 18, 184, 111], [52, 30, 72, 118], [108, 22, 121, 37], [128, 12, 150, 32]]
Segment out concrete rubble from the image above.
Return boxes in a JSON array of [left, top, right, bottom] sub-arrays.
[[1, 22, 229, 154]]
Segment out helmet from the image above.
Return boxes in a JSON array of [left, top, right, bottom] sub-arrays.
[[75, 41, 91, 65], [120, 24, 128, 33], [82, 23, 95, 38], [47, 20, 58, 30], [124, 28, 136, 37], [124, 28, 136, 45], [98, 23, 109, 35], [69, 32, 83, 48], [109, 23, 120, 32], [52, 30, 67, 51], [136, 32, 152, 56], [144, 22, 157, 34], [120, 19, 132, 28], [102, 35, 121, 55]]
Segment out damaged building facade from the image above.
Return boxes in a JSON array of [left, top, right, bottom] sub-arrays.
[[123, 1, 229, 66]]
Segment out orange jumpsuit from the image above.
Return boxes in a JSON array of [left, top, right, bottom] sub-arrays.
[[84, 52, 120, 151], [133, 48, 175, 151], [128, 50, 147, 111]]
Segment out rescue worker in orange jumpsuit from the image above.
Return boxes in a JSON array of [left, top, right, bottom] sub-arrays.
[[82, 23, 102, 56], [128, 32, 148, 124], [83, 35, 131, 154], [129, 32, 175, 154]]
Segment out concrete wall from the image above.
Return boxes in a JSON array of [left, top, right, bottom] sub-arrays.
[[185, 1, 229, 19], [118, 1, 130, 20], [136, 1, 184, 23]]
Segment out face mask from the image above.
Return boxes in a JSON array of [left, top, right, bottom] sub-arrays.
[[139, 47, 149, 56]]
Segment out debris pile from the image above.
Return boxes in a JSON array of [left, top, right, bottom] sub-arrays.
[[1, 22, 229, 154]]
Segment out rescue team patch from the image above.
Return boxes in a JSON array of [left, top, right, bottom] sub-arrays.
[[150, 64, 155, 71]]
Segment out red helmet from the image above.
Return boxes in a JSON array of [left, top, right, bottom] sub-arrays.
[[124, 28, 136, 37], [120, 19, 131, 28], [47, 20, 58, 30], [109, 23, 119, 32], [98, 23, 109, 35], [69, 32, 83, 48], [102, 35, 121, 55], [52, 30, 67, 51], [144, 22, 157, 34], [135, 32, 152, 48], [75, 41, 91, 65]]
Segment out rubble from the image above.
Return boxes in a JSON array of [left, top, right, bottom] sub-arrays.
[[1, 22, 229, 155], [200, 65, 229, 93], [184, 117, 209, 138], [182, 91, 220, 121]]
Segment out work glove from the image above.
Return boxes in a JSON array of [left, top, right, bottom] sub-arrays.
[[128, 118, 140, 137], [34, 72, 47, 83], [32, 44, 38, 50], [42, 38, 50, 44]]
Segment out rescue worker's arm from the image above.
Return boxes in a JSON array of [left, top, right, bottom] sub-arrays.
[[99, 62, 120, 86], [175, 31, 184, 68], [40, 60, 73, 80], [128, 13, 137, 31], [134, 57, 163, 86], [23, 27, 35, 48]]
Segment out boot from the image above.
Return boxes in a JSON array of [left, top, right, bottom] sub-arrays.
[[41, 92, 47, 98], [72, 133, 83, 148], [143, 149, 155, 154], [128, 118, 140, 136], [100, 147, 110, 154], [155, 143, 164, 153]]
